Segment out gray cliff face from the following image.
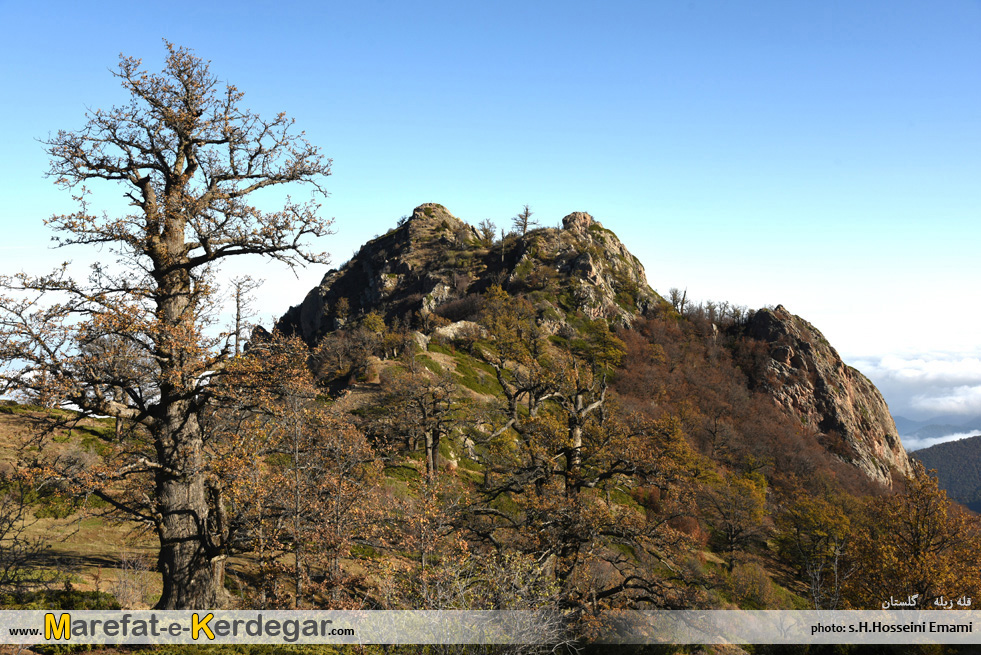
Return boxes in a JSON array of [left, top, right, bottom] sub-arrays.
[[744, 305, 912, 486], [276, 203, 663, 344]]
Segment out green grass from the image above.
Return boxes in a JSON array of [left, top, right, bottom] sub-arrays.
[[1, 588, 120, 610], [33, 492, 83, 519], [489, 492, 519, 515], [350, 543, 382, 559], [427, 342, 454, 356], [608, 487, 644, 512], [587, 222, 615, 237], [384, 464, 421, 482], [458, 457, 483, 472], [454, 361, 501, 396], [419, 356, 443, 375], [457, 468, 484, 484], [512, 258, 535, 279], [79, 433, 113, 457], [380, 477, 414, 501], [611, 542, 637, 560], [0, 404, 84, 425], [435, 348, 502, 397]]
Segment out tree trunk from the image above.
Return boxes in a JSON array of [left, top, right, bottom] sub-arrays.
[[153, 401, 226, 609], [425, 430, 438, 484], [565, 391, 585, 496], [156, 541, 225, 609]]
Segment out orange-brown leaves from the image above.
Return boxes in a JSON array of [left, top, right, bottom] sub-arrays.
[[209, 333, 380, 607], [843, 467, 981, 609]]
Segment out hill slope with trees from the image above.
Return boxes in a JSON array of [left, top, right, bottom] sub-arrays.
[[6, 44, 981, 632], [912, 435, 981, 512], [277, 202, 910, 488]]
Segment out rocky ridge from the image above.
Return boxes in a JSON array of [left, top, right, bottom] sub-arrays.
[[277, 204, 912, 487], [277, 203, 662, 344]]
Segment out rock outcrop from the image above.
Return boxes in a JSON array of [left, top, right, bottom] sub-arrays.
[[277, 203, 663, 344], [744, 305, 912, 485], [562, 211, 594, 233]]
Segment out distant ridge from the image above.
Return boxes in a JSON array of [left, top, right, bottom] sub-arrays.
[[894, 414, 981, 442], [912, 434, 981, 512]]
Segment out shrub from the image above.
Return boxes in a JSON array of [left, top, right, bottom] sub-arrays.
[[728, 562, 777, 609]]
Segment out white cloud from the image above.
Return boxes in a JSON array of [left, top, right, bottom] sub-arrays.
[[902, 431, 981, 453], [851, 352, 981, 386], [911, 385, 981, 416], [846, 349, 981, 420]]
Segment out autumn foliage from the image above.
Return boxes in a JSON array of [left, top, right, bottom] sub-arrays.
[[6, 43, 981, 631]]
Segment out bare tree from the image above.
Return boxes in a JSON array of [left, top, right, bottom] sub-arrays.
[[111, 551, 155, 609], [0, 42, 332, 608], [384, 363, 462, 485], [0, 477, 55, 595], [511, 204, 537, 235], [231, 276, 262, 356], [668, 288, 688, 314]]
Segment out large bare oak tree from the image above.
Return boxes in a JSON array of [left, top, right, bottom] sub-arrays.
[[0, 42, 332, 608]]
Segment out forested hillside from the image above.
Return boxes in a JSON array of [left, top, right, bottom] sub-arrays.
[[913, 435, 981, 512], [5, 198, 978, 624], [279, 203, 910, 487]]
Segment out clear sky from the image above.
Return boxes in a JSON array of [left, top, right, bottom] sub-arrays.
[[2, 0, 980, 431]]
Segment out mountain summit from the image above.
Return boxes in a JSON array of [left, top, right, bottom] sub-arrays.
[[276, 203, 661, 344], [276, 203, 911, 486]]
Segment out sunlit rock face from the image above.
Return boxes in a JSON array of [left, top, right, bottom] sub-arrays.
[[744, 305, 912, 486]]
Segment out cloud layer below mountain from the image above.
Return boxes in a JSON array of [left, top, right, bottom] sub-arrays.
[[848, 350, 981, 422], [899, 431, 979, 453]]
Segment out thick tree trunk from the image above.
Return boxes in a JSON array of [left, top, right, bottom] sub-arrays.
[[156, 541, 225, 609], [153, 400, 226, 609], [145, 235, 228, 609]]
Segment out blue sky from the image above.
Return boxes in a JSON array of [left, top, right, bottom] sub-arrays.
[[2, 0, 980, 426]]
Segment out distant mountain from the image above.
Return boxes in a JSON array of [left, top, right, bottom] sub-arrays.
[[894, 414, 981, 442], [893, 415, 926, 435], [911, 435, 981, 512], [893, 414, 981, 437]]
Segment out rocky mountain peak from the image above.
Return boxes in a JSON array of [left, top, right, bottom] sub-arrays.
[[272, 205, 912, 489], [276, 204, 664, 344], [744, 305, 912, 485], [562, 211, 594, 234], [404, 203, 469, 231]]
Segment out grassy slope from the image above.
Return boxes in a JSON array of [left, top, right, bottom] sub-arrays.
[[0, 402, 160, 606], [0, 333, 812, 614]]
